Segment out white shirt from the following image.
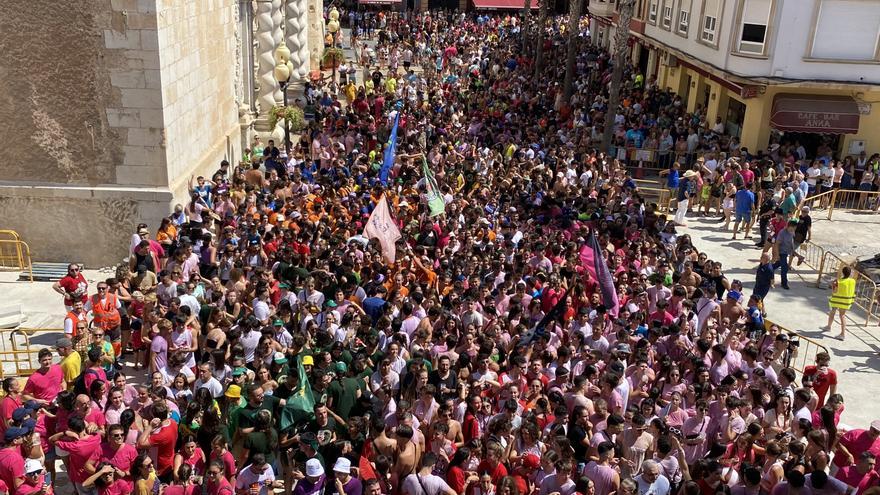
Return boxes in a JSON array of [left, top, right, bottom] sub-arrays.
[[194, 376, 224, 398], [635, 474, 671, 495]]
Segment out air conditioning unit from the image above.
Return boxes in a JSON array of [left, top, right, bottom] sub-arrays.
[[661, 53, 679, 67]]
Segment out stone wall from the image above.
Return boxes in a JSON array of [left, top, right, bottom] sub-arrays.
[[156, 0, 241, 200], [0, 0, 241, 266]]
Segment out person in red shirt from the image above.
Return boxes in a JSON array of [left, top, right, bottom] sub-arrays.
[[511, 454, 540, 495], [206, 460, 235, 495], [0, 427, 26, 492], [137, 401, 178, 482], [834, 422, 880, 468], [91, 424, 138, 481], [802, 352, 837, 407], [15, 459, 52, 495], [52, 264, 89, 311], [476, 441, 508, 487]]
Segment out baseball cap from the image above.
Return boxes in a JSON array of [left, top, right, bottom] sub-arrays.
[[272, 318, 284, 326], [727, 290, 741, 300], [871, 420, 880, 431], [11, 408, 29, 423], [24, 459, 43, 475], [232, 367, 247, 377], [4, 427, 27, 442], [273, 352, 288, 365], [302, 355, 315, 366]]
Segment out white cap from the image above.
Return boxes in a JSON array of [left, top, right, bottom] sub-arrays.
[[333, 457, 352, 474], [25, 459, 43, 475], [306, 458, 324, 477]]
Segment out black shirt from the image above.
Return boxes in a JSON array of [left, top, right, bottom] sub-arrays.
[[568, 424, 589, 462], [428, 369, 458, 401]]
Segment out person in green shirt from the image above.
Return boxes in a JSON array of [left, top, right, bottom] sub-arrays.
[[326, 362, 361, 421]]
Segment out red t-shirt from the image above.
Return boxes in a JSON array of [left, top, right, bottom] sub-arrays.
[[14, 475, 49, 495], [149, 422, 179, 476], [99, 478, 133, 495], [447, 466, 466, 493], [209, 450, 236, 481], [0, 396, 22, 432], [0, 447, 24, 492], [58, 274, 89, 306], [802, 365, 837, 406], [476, 460, 508, 486], [55, 434, 102, 483]]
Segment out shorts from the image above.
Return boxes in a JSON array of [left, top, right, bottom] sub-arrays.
[[736, 211, 752, 223], [403, 61, 411, 70], [860, 183, 873, 191], [821, 185, 834, 194]]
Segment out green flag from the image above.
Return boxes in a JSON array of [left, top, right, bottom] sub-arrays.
[[279, 355, 315, 431], [423, 158, 445, 217]]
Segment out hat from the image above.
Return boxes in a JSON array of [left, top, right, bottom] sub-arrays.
[[273, 352, 288, 365], [615, 343, 632, 354], [305, 458, 325, 477], [871, 420, 880, 431], [302, 355, 315, 366], [224, 385, 242, 399], [609, 361, 626, 374], [23, 400, 38, 412], [325, 300, 338, 308], [232, 367, 247, 377], [55, 337, 72, 349], [21, 419, 36, 433], [24, 459, 43, 475], [521, 454, 541, 470], [272, 318, 284, 326], [335, 362, 348, 373], [279, 282, 290, 289], [4, 427, 27, 442], [333, 457, 352, 474], [683, 170, 698, 179], [726, 290, 741, 300], [11, 408, 29, 423]]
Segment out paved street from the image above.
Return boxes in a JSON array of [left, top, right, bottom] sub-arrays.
[[680, 212, 880, 428]]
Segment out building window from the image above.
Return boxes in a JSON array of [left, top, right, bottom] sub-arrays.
[[649, 2, 658, 23], [701, 15, 716, 42], [662, 4, 673, 28], [739, 23, 767, 53], [678, 10, 689, 33]]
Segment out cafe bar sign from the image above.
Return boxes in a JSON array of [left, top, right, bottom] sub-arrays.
[[770, 94, 861, 134]]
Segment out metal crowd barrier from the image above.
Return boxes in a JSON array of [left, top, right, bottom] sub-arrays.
[[0, 329, 50, 378], [0, 230, 33, 282], [800, 190, 837, 219], [815, 252, 879, 326], [827, 189, 880, 220], [637, 186, 671, 211], [797, 241, 826, 272], [765, 320, 829, 375]]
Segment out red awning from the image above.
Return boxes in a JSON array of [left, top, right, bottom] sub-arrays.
[[473, 0, 538, 9], [770, 94, 861, 134]]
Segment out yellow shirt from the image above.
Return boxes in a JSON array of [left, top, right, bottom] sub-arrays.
[[384, 77, 397, 95], [60, 352, 82, 389]]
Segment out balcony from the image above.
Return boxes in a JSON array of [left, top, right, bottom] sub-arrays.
[[588, 0, 615, 17]]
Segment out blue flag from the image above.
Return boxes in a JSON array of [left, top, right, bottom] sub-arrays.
[[380, 110, 401, 186]]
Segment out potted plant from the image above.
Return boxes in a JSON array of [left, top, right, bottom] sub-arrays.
[[321, 47, 344, 70], [269, 105, 307, 132]]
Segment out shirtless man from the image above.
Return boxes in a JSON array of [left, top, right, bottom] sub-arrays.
[[719, 290, 746, 323], [564, 375, 595, 416], [370, 416, 396, 458], [436, 401, 464, 447], [392, 425, 420, 488], [678, 261, 702, 293]]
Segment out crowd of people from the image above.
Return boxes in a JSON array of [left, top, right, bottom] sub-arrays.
[[18, 8, 880, 495]]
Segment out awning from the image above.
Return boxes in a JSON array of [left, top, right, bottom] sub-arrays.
[[473, 0, 538, 9], [770, 94, 861, 134]]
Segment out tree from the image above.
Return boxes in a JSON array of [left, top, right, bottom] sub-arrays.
[[602, 0, 635, 154], [533, 0, 549, 77], [563, 0, 585, 103]]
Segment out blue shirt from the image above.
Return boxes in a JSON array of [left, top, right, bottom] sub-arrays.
[[735, 189, 755, 214], [666, 169, 680, 189], [362, 297, 387, 322]]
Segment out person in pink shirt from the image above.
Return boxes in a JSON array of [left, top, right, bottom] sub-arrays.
[[15, 459, 52, 495], [834, 421, 880, 469], [0, 427, 26, 493], [22, 350, 64, 408], [835, 452, 879, 495], [91, 424, 138, 481], [82, 463, 132, 495], [50, 416, 102, 495], [0, 379, 24, 433], [72, 394, 107, 437]]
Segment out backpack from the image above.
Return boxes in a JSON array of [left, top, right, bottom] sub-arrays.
[[73, 368, 100, 396]]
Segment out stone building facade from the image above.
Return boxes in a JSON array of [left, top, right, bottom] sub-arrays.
[[0, 0, 320, 266]]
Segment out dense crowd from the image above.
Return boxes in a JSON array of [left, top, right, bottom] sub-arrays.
[[20, 8, 880, 495]]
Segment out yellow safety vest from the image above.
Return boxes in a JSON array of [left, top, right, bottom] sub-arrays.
[[829, 277, 856, 310]]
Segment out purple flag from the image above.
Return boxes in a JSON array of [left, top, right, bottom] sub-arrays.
[[588, 231, 619, 317]]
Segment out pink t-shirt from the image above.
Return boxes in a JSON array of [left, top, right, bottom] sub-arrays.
[[100, 442, 139, 477], [23, 365, 64, 402], [55, 434, 102, 483], [210, 450, 236, 480], [99, 478, 133, 495], [0, 447, 24, 491]]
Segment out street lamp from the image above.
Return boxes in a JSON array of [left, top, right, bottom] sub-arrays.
[[274, 42, 294, 154], [327, 7, 340, 84]]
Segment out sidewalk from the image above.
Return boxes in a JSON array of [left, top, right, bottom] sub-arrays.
[[680, 214, 880, 428]]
